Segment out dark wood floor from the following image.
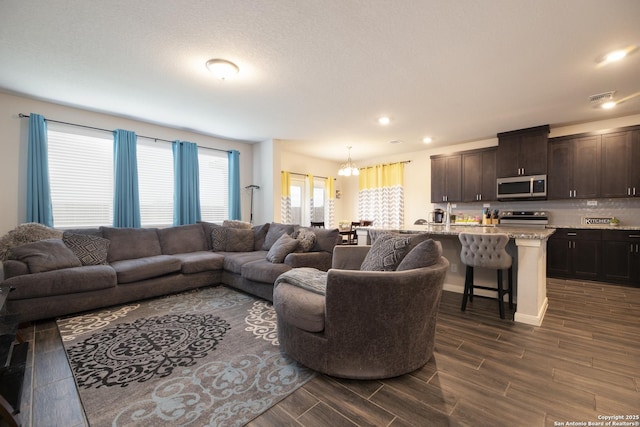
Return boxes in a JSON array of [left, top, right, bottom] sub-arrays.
[[10, 278, 640, 427]]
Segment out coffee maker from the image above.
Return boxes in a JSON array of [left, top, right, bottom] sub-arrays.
[[431, 209, 445, 223]]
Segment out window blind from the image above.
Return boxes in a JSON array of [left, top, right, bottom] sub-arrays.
[[137, 139, 174, 227], [199, 149, 228, 222], [47, 123, 114, 228]]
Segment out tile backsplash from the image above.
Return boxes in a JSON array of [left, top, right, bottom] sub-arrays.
[[434, 198, 640, 227]]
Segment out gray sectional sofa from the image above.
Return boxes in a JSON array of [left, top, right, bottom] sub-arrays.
[[1, 221, 340, 323]]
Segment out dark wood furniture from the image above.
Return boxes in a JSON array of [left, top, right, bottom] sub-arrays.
[[548, 134, 600, 199], [600, 129, 640, 198], [430, 154, 461, 202], [461, 148, 497, 202], [496, 125, 549, 178], [547, 229, 601, 281], [601, 230, 640, 285]]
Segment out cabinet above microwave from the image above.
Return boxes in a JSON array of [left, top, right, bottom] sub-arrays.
[[496, 125, 549, 178]]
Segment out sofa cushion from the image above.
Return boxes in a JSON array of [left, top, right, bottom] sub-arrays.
[[221, 251, 268, 274], [225, 228, 255, 252], [267, 234, 299, 263], [293, 228, 316, 252], [360, 234, 411, 271], [397, 239, 443, 271], [262, 223, 295, 250], [273, 282, 325, 332], [4, 265, 117, 300], [157, 224, 208, 255], [9, 239, 82, 273], [310, 227, 340, 253], [101, 227, 162, 262], [62, 232, 110, 265], [171, 251, 225, 274], [210, 224, 227, 251], [110, 255, 181, 284], [242, 259, 292, 284], [252, 223, 270, 251]]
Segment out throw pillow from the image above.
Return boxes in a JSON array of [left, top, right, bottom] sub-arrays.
[[360, 234, 412, 271], [262, 222, 295, 250], [210, 224, 227, 251], [62, 232, 110, 265], [294, 228, 316, 252], [9, 239, 82, 273], [224, 228, 255, 252], [266, 234, 299, 263], [252, 223, 270, 250], [396, 239, 443, 271], [223, 219, 252, 229]]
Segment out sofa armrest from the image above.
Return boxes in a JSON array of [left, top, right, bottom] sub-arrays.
[[331, 245, 371, 270], [284, 251, 332, 271], [2, 260, 29, 279]]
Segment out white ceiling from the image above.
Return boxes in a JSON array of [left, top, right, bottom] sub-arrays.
[[1, 1, 640, 163]]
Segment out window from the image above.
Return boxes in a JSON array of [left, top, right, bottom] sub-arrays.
[[47, 125, 231, 228], [290, 177, 306, 225], [137, 139, 174, 227], [312, 178, 326, 223], [199, 149, 229, 222], [47, 123, 114, 228]]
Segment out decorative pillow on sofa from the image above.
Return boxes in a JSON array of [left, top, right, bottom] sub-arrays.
[[396, 239, 443, 271], [262, 222, 295, 250], [210, 223, 227, 251], [223, 220, 252, 229], [225, 228, 255, 252], [293, 228, 316, 252], [62, 232, 110, 265], [360, 234, 412, 271], [266, 234, 299, 263], [9, 239, 82, 273], [252, 223, 270, 250]]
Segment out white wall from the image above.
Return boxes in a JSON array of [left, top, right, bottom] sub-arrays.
[[0, 92, 255, 236]]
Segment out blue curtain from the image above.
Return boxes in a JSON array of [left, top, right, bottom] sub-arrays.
[[26, 113, 54, 226], [113, 129, 141, 228], [173, 141, 201, 225], [228, 150, 241, 220]]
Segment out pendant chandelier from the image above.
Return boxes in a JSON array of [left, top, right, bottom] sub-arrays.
[[338, 146, 359, 176]]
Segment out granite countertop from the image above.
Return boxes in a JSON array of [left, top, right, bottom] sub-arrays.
[[382, 224, 556, 240], [547, 224, 640, 231]]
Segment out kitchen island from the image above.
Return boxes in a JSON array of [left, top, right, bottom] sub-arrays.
[[356, 225, 556, 326]]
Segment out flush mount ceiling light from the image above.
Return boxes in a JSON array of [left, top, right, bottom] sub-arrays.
[[377, 116, 391, 126], [596, 45, 638, 67], [206, 58, 240, 80], [589, 90, 640, 109], [337, 146, 359, 177], [423, 136, 433, 144]]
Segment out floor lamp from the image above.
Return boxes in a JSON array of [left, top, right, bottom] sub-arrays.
[[245, 185, 260, 223]]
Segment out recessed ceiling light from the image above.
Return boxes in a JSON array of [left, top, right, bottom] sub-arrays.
[[423, 137, 433, 144], [206, 58, 240, 80], [596, 45, 638, 66], [601, 101, 617, 109], [377, 116, 391, 126]]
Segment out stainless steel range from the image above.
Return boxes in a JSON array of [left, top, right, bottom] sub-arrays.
[[498, 211, 549, 227]]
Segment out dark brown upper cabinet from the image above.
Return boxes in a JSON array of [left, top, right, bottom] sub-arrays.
[[496, 125, 549, 178], [548, 135, 600, 199], [431, 154, 461, 203], [600, 130, 640, 198], [462, 148, 497, 202]]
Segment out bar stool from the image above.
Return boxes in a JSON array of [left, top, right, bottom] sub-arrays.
[[458, 232, 513, 319]]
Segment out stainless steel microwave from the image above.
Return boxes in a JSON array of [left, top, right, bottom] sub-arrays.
[[497, 175, 547, 200]]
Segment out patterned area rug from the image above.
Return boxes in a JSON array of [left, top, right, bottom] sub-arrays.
[[56, 286, 315, 426]]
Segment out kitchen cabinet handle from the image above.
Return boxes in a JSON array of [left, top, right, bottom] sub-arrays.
[[634, 187, 637, 196], [628, 188, 632, 196], [567, 232, 577, 236], [629, 235, 640, 238]]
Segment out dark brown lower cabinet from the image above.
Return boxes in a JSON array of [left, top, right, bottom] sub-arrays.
[[547, 229, 601, 281], [601, 230, 640, 286]]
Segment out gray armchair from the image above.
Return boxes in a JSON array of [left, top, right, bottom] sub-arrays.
[[274, 244, 449, 379]]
